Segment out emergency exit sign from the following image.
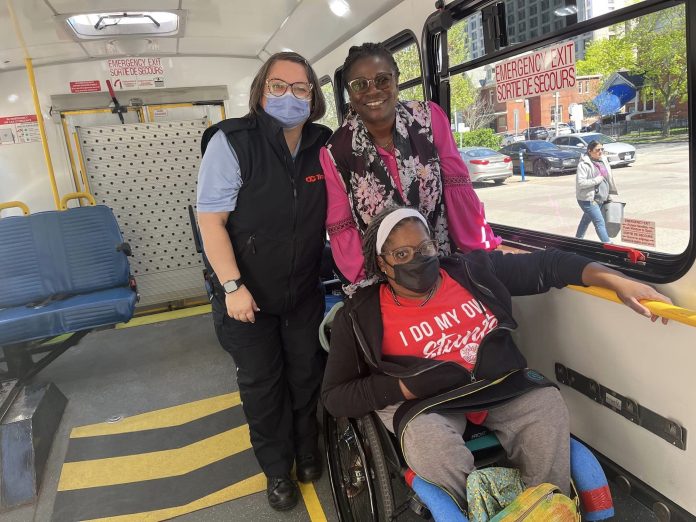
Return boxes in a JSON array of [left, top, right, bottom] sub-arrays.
[[495, 41, 576, 103]]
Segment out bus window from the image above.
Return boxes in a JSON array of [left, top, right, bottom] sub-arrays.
[[444, 1, 690, 277], [387, 33, 425, 102], [317, 77, 340, 130]]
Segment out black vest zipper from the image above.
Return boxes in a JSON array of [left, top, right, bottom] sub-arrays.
[[284, 151, 298, 309]]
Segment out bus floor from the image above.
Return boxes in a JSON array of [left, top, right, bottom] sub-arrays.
[[2, 311, 658, 522]]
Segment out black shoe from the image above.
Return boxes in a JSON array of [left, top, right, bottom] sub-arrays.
[[267, 476, 298, 511], [296, 450, 323, 483]]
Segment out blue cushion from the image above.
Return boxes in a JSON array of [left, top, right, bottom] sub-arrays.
[[0, 287, 137, 345], [0, 206, 130, 308]]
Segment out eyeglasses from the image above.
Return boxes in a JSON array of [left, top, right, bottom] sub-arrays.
[[347, 72, 394, 94], [265, 78, 313, 100], [593, 148, 604, 153], [381, 239, 438, 265]]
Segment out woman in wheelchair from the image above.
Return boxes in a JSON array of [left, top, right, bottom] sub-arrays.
[[322, 206, 671, 508]]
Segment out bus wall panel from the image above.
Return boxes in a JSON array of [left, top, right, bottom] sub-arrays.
[[0, 56, 261, 215], [512, 289, 696, 517]]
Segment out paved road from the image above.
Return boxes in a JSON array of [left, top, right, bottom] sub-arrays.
[[474, 142, 690, 254]]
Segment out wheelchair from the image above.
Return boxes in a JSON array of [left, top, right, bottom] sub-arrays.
[[320, 301, 506, 522], [323, 408, 506, 521]]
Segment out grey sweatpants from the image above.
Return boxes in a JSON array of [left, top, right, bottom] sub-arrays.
[[376, 387, 570, 506]]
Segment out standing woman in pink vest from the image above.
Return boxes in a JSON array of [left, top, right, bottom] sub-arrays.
[[321, 42, 501, 292]]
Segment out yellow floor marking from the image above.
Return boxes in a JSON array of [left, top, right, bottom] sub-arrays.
[[299, 481, 329, 522], [567, 285, 696, 328], [116, 304, 212, 329], [82, 472, 266, 522], [70, 392, 240, 438], [58, 425, 251, 491]]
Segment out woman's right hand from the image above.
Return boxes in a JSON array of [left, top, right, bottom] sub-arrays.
[[225, 286, 260, 323]]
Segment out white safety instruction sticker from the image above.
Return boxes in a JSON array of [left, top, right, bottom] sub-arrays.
[[495, 41, 576, 102], [0, 115, 40, 145], [621, 218, 656, 247], [106, 57, 167, 89]]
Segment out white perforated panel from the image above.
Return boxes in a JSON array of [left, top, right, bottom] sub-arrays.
[[77, 120, 208, 306]]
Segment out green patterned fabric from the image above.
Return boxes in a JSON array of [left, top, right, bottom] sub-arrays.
[[466, 467, 525, 522]]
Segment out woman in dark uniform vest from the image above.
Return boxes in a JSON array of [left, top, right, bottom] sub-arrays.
[[197, 52, 331, 511]]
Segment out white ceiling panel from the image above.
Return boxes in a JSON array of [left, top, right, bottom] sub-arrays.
[[265, 0, 402, 61], [0, 1, 69, 48], [46, 0, 180, 12], [182, 0, 297, 48], [177, 37, 263, 57], [0, 0, 407, 69], [81, 37, 178, 57]]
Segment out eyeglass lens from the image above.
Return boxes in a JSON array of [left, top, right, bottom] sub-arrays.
[[349, 73, 393, 94], [267, 79, 312, 99]]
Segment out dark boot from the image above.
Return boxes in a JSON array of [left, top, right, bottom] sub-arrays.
[[266, 476, 299, 511], [296, 449, 322, 483]]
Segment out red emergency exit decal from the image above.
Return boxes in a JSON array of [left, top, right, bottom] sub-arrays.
[[0, 114, 37, 124], [70, 80, 102, 93]]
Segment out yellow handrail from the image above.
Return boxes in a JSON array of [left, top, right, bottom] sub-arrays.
[[60, 192, 96, 210], [7, 0, 61, 209], [567, 285, 696, 328], [0, 200, 30, 216]]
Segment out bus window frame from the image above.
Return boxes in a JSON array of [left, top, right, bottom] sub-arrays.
[[318, 74, 340, 128], [383, 29, 426, 99], [422, 0, 696, 283]]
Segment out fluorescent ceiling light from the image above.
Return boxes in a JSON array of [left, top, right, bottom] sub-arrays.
[[328, 0, 350, 17], [554, 5, 578, 16], [7, 94, 18, 102], [65, 11, 181, 39]]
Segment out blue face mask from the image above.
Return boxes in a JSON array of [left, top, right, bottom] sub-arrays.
[[264, 93, 310, 128]]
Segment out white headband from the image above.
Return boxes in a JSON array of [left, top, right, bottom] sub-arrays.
[[376, 208, 429, 254]]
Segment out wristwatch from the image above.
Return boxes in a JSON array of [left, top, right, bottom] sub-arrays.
[[222, 278, 244, 294]]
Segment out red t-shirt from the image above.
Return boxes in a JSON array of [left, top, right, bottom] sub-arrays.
[[380, 269, 498, 424]]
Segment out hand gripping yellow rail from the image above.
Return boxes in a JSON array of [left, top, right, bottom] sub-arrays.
[[568, 285, 696, 328]]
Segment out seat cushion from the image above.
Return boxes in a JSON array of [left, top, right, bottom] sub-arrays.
[[0, 206, 130, 308], [0, 287, 136, 345]]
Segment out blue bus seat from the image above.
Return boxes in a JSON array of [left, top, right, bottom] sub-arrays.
[[0, 205, 136, 346]]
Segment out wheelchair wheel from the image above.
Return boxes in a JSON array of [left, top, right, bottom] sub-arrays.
[[325, 410, 394, 521]]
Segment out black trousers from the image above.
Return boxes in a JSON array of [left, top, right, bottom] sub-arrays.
[[213, 289, 326, 477]]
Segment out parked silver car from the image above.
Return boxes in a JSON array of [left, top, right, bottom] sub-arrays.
[[549, 133, 636, 167], [458, 147, 513, 184]]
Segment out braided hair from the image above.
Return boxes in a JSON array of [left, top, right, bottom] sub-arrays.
[[342, 42, 400, 89], [362, 206, 427, 278]]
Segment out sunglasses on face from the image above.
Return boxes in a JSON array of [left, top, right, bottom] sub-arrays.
[[265, 78, 313, 100], [347, 72, 394, 94], [593, 148, 604, 153]]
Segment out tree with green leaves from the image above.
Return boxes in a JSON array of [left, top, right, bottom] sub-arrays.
[[628, 4, 687, 136], [575, 4, 686, 137]]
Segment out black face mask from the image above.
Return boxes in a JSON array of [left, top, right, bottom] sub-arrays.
[[386, 253, 440, 293]]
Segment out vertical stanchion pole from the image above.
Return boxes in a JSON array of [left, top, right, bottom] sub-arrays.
[[519, 150, 526, 182], [7, 0, 61, 209]]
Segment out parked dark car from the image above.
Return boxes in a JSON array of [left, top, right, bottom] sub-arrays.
[[499, 140, 582, 176], [523, 126, 549, 140]]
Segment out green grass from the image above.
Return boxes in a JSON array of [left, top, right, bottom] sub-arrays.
[[619, 126, 688, 144]]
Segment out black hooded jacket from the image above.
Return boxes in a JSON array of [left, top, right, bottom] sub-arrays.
[[322, 248, 592, 420]]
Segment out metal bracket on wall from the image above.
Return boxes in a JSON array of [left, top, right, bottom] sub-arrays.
[[555, 363, 687, 450]]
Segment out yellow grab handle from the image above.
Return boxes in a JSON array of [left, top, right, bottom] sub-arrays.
[[0, 200, 30, 216], [60, 192, 97, 210]]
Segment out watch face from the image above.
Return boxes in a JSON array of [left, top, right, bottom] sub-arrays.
[[223, 280, 239, 293]]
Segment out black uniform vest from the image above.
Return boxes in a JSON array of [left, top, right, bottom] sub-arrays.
[[200, 109, 331, 314]]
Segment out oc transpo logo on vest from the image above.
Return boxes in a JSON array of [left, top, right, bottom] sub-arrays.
[[305, 173, 325, 183]]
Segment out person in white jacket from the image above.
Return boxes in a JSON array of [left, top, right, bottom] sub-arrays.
[[575, 140, 618, 243]]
